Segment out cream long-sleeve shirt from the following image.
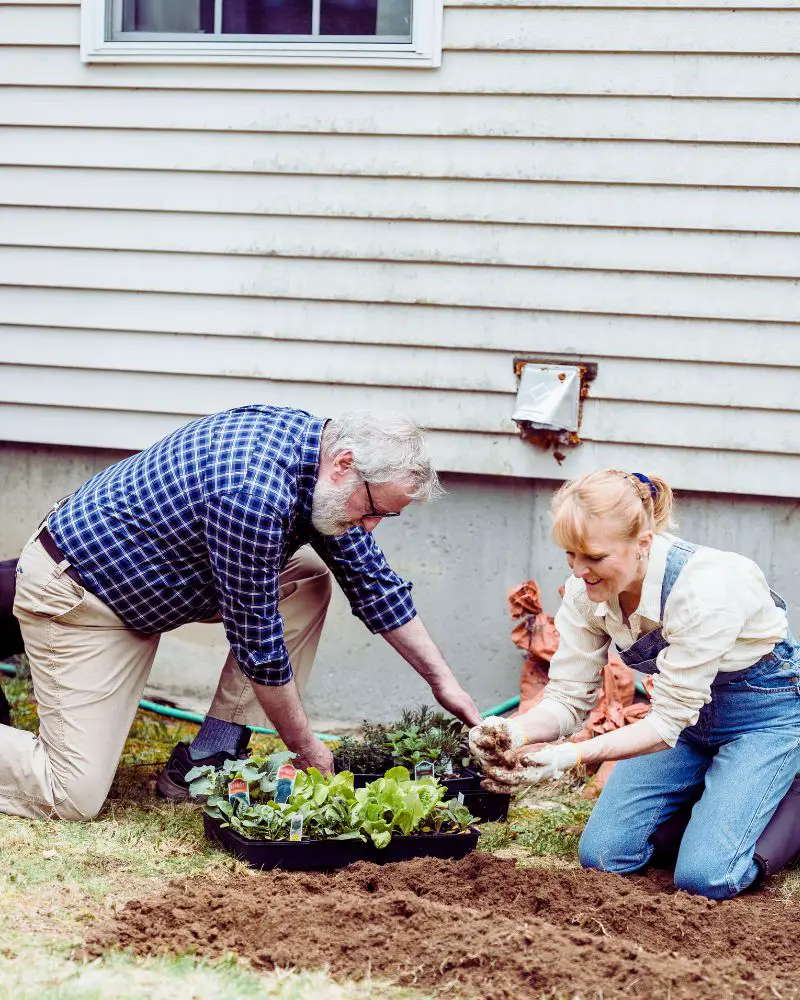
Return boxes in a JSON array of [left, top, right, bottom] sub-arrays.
[[539, 533, 789, 747]]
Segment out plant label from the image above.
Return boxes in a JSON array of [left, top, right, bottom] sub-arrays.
[[414, 760, 435, 781], [439, 755, 454, 777], [457, 792, 465, 806], [275, 763, 297, 804], [289, 814, 304, 842], [227, 778, 250, 805]]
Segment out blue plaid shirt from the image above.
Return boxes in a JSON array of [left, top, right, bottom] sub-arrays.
[[48, 406, 417, 685]]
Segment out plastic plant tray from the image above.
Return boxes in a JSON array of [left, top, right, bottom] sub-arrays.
[[203, 814, 480, 870], [202, 814, 372, 870], [373, 827, 480, 864], [461, 789, 511, 823]]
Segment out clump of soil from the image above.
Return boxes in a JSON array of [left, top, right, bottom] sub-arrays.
[[472, 725, 517, 769], [87, 853, 800, 999]]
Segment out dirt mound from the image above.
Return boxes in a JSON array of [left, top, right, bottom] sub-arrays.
[[87, 853, 800, 999]]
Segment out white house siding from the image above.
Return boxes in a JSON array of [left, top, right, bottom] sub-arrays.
[[2, 0, 800, 499]]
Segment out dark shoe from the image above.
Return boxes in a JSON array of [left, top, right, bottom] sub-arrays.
[[156, 739, 249, 802], [0, 682, 10, 727]]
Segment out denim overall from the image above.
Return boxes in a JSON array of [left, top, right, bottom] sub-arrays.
[[578, 538, 800, 900]]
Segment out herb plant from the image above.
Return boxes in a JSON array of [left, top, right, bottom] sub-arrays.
[[332, 705, 476, 778]]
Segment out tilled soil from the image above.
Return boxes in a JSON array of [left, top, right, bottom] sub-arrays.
[[86, 853, 800, 999]]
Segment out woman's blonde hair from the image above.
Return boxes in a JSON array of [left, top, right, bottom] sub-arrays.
[[551, 469, 675, 552]]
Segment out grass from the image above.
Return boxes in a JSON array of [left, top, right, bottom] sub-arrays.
[[0, 674, 435, 1000]]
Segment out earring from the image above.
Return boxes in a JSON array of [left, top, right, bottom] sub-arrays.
[[636, 552, 643, 561]]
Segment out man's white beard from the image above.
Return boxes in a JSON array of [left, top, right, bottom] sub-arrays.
[[311, 480, 358, 536]]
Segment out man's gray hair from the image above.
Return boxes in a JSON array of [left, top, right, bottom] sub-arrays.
[[323, 411, 443, 502]]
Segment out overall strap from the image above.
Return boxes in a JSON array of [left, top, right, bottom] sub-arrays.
[[770, 589, 788, 612], [659, 539, 698, 622]]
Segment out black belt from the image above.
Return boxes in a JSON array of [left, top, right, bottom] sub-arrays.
[[38, 526, 83, 586]]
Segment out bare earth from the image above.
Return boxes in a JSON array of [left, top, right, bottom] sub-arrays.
[[86, 852, 800, 999]]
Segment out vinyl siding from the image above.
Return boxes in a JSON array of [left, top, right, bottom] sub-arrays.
[[1, 0, 799, 496]]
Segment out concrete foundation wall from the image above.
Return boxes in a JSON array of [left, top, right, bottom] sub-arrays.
[[2, 440, 799, 725]]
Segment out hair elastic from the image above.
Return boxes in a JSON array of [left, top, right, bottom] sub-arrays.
[[631, 472, 658, 499]]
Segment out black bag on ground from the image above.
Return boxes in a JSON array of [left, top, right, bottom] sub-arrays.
[[0, 559, 22, 661], [0, 558, 23, 727]]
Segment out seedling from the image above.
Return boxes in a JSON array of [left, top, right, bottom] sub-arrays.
[[332, 704, 477, 779]]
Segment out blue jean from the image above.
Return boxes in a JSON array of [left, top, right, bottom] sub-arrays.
[[579, 641, 800, 899]]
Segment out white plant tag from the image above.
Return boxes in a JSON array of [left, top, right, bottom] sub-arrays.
[[457, 792, 465, 806], [414, 759, 435, 780], [289, 814, 304, 842]]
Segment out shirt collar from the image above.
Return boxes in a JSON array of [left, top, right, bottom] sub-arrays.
[[592, 532, 672, 623], [295, 416, 326, 524]]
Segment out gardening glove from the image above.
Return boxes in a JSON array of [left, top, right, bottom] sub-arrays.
[[468, 716, 526, 770], [481, 742, 582, 793]]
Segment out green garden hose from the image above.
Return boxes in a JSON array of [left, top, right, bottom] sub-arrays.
[[0, 662, 521, 740]]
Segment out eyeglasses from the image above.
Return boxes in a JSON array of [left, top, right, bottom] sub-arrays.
[[363, 481, 402, 519]]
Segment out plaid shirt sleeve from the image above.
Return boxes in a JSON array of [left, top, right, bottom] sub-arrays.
[[311, 528, 417, 634], [204, 490, 292, 686]]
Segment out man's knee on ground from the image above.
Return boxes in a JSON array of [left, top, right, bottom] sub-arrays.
[[53, 788, 106, 822]]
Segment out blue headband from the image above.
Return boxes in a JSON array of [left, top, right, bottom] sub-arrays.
[[632, 472, 658, 499]]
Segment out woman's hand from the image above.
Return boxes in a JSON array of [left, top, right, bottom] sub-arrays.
[[481, 742, 582, 793], [468, 716, 527, 769]]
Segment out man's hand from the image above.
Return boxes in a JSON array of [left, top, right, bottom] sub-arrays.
[[292, 736, 334, 775], [381, 617, 481, 726], [469, 716, 526, 769], [430, 678, 481, 728], [480, 742, 581, 793]]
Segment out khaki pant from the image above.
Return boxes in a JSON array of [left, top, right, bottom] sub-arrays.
[[6, 534, 332, 821]]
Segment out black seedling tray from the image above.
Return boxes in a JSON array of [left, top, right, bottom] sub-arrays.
[[203, 815, 480, 870], [203, 814, 372, 870], [461, 789, 511, 823], [374, 827, 480, 864]]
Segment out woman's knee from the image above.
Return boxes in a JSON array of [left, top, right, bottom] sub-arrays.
[[673, 850, 745, 900], [578, 820, 650, 874]]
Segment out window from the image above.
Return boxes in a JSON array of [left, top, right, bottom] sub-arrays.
[[81, 0, 443, 67]]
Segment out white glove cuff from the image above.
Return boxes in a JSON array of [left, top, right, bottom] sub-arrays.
[[520, 741, 582, 775], [552, 742, 581, 772]]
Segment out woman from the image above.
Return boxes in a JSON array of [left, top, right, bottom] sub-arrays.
[[470, 469, 800, 899]]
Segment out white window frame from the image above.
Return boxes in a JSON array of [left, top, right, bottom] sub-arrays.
[[80, 0, 443, 67]]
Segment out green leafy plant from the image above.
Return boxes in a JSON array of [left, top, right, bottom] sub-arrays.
[[191, 754, 476, 847], [352, 766, 476, 848]]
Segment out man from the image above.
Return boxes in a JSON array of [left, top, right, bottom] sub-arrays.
[[8, 405, 480, 821]]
